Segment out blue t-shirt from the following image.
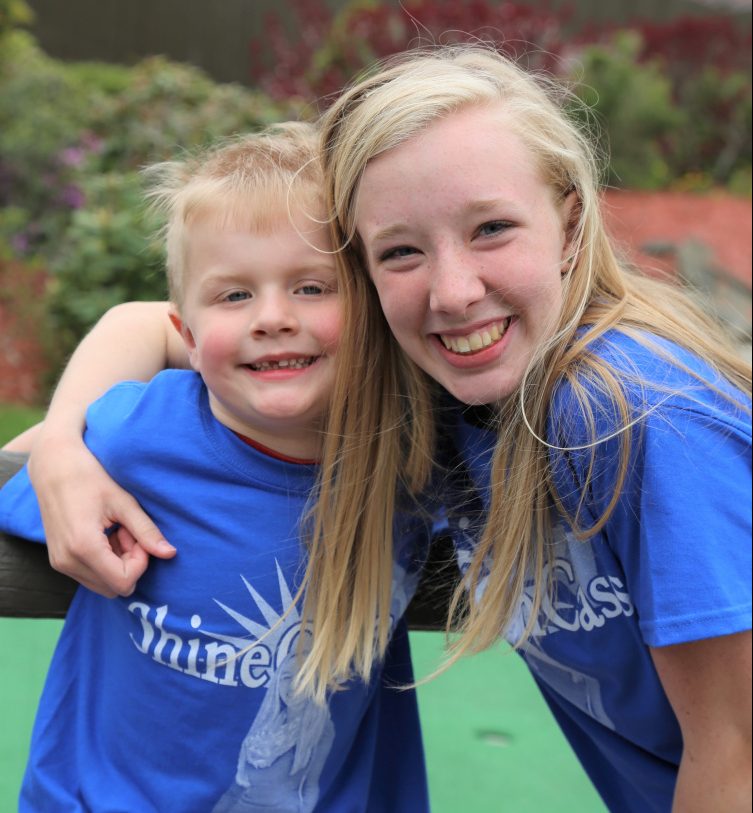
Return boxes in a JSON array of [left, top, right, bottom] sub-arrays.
[[0, 370, 431, 813], [451, 330, 752, 813]]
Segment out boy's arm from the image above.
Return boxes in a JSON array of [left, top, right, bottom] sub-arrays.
[[28, 301, 185, 597]]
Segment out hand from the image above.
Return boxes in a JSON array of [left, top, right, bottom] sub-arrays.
[[27, 435, 176, 597]]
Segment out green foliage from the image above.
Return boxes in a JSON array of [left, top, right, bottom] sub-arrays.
[[0, 34, 298, 382], [0, 33, 100, 214], [0, 403, 44, 445], [89, 57, 292, 173], [0, 0, 33, 42], [255, 1, 751, 194], [44, 171, 167, 371], [572, 32, 684, 189], [670, 65, 752, 186], [569, 29, 752, 191]]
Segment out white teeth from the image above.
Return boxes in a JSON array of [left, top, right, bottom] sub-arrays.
[[439, 319, 510, 355], [250, 357, 315, 371]]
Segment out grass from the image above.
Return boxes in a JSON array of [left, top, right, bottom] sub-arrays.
[[0, 404, 606, 810], [0, 403, 44, 447]]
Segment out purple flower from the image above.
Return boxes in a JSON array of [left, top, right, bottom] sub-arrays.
[[82, 132, 104, 152], [59, 147, 86, 168], [59, 184, 86, 209], [11, 232, 29, 254]]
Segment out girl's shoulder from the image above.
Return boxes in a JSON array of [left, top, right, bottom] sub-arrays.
[[550, 328, 751, 447]]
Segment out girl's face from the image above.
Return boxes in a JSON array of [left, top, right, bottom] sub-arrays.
[[355, 104, 574, 406]]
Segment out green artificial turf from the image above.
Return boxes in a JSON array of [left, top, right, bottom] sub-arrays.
[[410, 632, 606, 812], [0, 404, 44, 447], [0, 621, 605, 811]]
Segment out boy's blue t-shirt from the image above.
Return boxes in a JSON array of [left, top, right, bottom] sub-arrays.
[[451, 330, 752, 813], [0, 370, 431, 813]]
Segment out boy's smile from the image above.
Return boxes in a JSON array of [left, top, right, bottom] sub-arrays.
[[171, 208, 341, 460]]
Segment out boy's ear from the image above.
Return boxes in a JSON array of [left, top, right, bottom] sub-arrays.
[[168, 305, 200, 371]]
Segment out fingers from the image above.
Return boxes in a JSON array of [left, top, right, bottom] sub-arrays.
[[48, 509, 175, 598], [120, 504, 176, 561], [27, 435, 175, 597]]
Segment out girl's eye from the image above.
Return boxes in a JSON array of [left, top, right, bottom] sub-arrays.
[[379, 245, 418, 262], [224, 290, 250, 302], [476, 220, 512, 238]]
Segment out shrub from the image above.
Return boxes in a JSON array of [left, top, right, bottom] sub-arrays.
[[0, 34, 301, 386], [251, 0, 574, 103], [571, 32, 684, 189], [0, 32, 102, 250], [588, 14, 752, 188], [44, 171, 167, 373], [250, 1, 751, 193]]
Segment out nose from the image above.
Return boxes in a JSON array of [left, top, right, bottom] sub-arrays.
[[428, 244, 487, 316], [249, 292, 299, 337]]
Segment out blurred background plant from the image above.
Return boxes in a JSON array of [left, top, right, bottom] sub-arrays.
[[1, 0, 750, 403], [0, 0, 298, 384], [252, 0, 751, 190]]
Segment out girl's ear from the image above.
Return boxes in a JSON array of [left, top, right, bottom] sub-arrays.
[[168, 306, 200, 371], [560, 189, 581, 274]]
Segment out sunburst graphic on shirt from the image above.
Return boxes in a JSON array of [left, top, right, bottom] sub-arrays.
[[199, 561, 304, 657]]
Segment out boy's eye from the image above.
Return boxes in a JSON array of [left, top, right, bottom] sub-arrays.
[[224, 290, 250, 302], [297, 283, 326, 295], [476, 220, 512, 238]]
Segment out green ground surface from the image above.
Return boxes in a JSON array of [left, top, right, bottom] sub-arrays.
[[0, 619, 605, 811], [0, 405, 45, 445]]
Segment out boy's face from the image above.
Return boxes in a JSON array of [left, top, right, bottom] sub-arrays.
[[171, 207, 341, 460]]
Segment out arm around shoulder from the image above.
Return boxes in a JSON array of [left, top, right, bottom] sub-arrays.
[[26, 300, 180, 597]]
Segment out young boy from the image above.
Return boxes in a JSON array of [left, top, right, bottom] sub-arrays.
[[0, 123, 431, 812]]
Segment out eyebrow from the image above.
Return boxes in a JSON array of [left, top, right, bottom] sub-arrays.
[[198, 262, 337, 288], [370, 223, 411, 245], [369, 198, 517, 245]]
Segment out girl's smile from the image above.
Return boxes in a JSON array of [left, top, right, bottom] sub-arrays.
[[355, 103, 574, 406]]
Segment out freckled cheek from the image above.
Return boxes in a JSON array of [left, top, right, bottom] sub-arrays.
[[372, 279, 424, 339], [381, 295, 424, 343]]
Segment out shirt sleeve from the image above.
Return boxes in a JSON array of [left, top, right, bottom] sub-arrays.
[[0, 381, 147, 544], [551, 371, 752, 648], [617, 403, 752, 646]]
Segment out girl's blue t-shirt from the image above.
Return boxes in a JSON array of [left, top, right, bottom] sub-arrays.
[[450, 330, 752, 813]]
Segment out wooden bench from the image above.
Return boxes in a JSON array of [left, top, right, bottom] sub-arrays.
[[0, 451, 457, 629]]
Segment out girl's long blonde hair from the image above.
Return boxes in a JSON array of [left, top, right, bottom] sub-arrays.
[[316, 44, 752, 671]]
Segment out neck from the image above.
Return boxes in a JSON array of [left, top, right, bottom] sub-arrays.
[[234, 433, 319, 465], [207, 395, 324, 460]]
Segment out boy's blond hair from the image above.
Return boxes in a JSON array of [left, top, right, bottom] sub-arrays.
[[145, 121, 323, 305]]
